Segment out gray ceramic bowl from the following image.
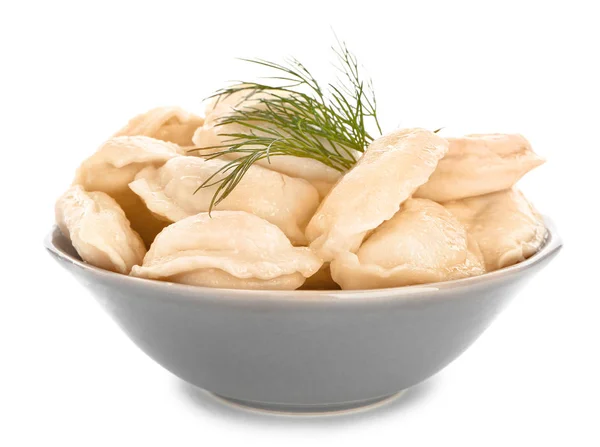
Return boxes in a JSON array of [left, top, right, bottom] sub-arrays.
[[45, 220, 561, 413]]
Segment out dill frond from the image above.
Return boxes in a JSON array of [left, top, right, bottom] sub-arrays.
[[188, 40, 381, 209]]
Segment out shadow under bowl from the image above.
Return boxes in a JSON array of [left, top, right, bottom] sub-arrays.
[[44, 220, 562, 414]]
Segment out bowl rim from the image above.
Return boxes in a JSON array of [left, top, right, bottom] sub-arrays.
[[45, 217, 562, 301]]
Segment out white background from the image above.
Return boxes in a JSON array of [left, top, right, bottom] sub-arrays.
[[2, 1, 599, 446]]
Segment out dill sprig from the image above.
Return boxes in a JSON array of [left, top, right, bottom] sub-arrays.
[[188, 40, 381, 210]]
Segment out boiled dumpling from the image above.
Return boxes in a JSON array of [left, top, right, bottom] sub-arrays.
[[193, 87, 295, 151], [115, 106, 204, 147], [128, 156, 319, 245], [192, 89, 346, 197], [414, 134, 544, 202], [241, 156, 344, 198], [130, 211, 323, 290], [305, 128, 449, 262], [74, 136, 182, 194], [330, 199, 485, 290], [443, 189, 547, 271], [73, 136, 181, 246], [55, 185, 146, 274]]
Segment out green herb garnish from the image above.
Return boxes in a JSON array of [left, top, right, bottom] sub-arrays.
[[188, 39, 381, 210]]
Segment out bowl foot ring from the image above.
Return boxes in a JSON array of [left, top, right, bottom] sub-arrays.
[[210, 390, 405, 416]]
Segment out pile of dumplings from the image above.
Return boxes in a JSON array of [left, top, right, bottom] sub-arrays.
[[55, 97, 547, 291]]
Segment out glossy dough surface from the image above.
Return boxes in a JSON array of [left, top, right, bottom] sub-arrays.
[[115, 106, 204, 147], [306, 128, 449, 261], [331, 199, 485, 290], [73, 136, 181, 245], [415, 134, 544, 202], [55, 186, 146, 274], [130, 211, 323, 290], [129, 156, 319, 245], [444, 189, 547, 271]]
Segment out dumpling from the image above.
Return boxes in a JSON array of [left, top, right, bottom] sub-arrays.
[[241, 156, 343, 198], [414, 134, 544, 202], [130, 211, 323, 290], [55, 185, 146, 274], [305, 128, 449, 262], [128, 156, 319, 245], [192, 87, 291, 151], [192, 90, 346, 197], [330, 199, 485, 290], [74, 136, 181, 194], [444, 189, 547, 271], [73, 136, 181, 246], [115, 106, 204, 147], [191, 88, 283, 155]]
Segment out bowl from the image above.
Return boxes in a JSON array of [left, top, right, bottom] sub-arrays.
[[44, 220, 562, 414]]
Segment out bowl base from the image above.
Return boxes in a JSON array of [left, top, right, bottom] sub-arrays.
[[210, 391, 405, 416]]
